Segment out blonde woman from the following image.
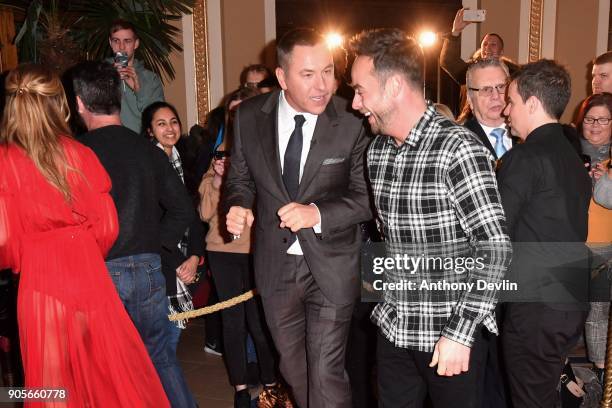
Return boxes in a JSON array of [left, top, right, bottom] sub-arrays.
[[0, 64, 168, 406]]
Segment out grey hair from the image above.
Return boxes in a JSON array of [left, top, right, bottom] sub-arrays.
[[466, 58, 510, 89]]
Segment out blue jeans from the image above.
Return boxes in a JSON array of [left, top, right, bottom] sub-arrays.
[[107, 253, 196, 408]]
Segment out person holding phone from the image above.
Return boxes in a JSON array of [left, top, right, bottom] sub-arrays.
[[198, 88, 286, 408], [440, 8, 519, 87], [108, 19, 164, 133]]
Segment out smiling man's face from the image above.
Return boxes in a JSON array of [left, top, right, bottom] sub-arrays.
[[275, 43, 334, 115]]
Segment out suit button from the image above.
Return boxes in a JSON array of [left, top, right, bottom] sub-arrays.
[[282, 238, 288, 243]]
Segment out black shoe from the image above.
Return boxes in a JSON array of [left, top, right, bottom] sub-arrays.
[[204, 341, 222, 356], [234, 389, 250, 408], [594, 366, 605, 385]]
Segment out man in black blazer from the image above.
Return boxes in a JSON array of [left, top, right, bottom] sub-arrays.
[[463, 58, 514, 161], [224, 28, 371, 408], [497, 59, 592, 407]]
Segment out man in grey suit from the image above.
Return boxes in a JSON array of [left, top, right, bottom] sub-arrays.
[[224, 28, 371, 408]]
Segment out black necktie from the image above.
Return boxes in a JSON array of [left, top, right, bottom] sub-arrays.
[[283, 115, 305, 201]]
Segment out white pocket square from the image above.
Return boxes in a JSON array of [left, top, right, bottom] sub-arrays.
[[322, 157, 345, 165]]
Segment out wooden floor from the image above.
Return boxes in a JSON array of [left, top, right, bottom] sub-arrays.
[[0, 316, 596, 408], [177, 318, 236, 408]]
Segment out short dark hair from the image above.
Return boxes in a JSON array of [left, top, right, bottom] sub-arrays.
[[72, 61, 121, 115], [277, 28, 325, 69], [511, 59, 571, 120], [109, 19, 138, 39], [349, 28, 423, 90], [575, 92, 612, 135], [239, 64, 271, 86], [481, 33, 504, 50], [141, 101, 182, 138], [594, 51, 612, 66]]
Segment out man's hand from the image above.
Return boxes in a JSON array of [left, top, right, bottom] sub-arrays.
[[176, 255, 199, 284], [116, 65, 141, 93], [429, 336, 471, 376], [227, 206, 254, 236], [277, 203, 320, 232], [452, 8, 472, 36]]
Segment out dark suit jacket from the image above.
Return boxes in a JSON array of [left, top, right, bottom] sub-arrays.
[[496, 123, 591, 308], [223, 91, 372, 304]]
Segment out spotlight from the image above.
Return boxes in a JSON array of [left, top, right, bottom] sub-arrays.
[[418, 31, 437, 48], [325, 32, 343, 49]]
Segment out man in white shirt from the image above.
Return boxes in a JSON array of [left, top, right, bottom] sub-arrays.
[[224, 28, 371, 408], [463, 58, 514, 161]]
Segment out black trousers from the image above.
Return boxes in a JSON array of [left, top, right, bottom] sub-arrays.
[[502, 303, 587, 408], [346, 302, 377, 408], [377, 329, 488, 408], [207, 251, 276, 386], [261, 255, 354, 408]]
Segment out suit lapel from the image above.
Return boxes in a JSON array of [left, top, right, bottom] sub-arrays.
[[466, 117, 497, 159], [297, 100, 339, 198], [257, 91, 290, 200]]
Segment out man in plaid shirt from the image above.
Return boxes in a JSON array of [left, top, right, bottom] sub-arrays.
[[349, 29, 510, 407]]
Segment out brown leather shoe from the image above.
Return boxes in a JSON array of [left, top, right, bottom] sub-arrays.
[[257, 383, 294, 408]]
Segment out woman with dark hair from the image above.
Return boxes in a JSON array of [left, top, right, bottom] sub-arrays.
[[141, 101, 205, 355], [576, 92, 612, 385], [199, 88, 287, 407], [0, 64, 168, 406]]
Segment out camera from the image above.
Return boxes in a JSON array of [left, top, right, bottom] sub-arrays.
[[213, 150, 229, 160], [114, 51, 129, 68]]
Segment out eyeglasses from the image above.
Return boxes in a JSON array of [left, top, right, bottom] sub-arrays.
[[468, 83, 507, 97], [583, 116, 611, 125], [244, 82, 260, 89]]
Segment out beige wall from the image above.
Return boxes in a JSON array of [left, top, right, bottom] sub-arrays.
[[555, 0, 600, 122], [221, 0, 267, 93], [480, 0, 522, 62], [482, 0, 605, 123], [163, 18, 188, 130]]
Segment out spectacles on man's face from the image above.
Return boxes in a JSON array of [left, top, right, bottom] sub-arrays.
[[583, 116, 611, 125], [468, 83, 507, 97]]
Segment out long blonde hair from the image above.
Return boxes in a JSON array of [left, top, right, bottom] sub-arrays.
[[1, 64, 73, 199]]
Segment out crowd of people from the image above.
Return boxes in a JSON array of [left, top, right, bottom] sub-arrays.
[[0, 8, 611, 408]]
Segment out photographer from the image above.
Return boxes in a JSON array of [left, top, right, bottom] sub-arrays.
[[108, 19, 164, 133]]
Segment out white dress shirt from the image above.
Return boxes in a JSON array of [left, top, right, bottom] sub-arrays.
[[480, 123, 513, 153], [277, 91, 321, 255]]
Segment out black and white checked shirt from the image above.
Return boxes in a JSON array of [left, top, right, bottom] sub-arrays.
[[368, 103, 510, 351]]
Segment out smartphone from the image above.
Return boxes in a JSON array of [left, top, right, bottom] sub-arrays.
[[114, 51, 129, 68], [463, 9, 486, 22], [213, 150, 229, 160]]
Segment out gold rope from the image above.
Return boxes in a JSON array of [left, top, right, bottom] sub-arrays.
[[168, 289, 257, 321]]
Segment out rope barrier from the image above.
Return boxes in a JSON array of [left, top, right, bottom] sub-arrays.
[[168, 289, 258, 321]]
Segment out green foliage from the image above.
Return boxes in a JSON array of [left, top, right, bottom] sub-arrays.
[[12, 0, 194, 82]]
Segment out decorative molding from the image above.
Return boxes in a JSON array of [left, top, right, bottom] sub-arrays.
[[528, 0, 544, 62], [596, 0, 610, 56], [541, 0, 557, 59], [193, 0, 210, 124]]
